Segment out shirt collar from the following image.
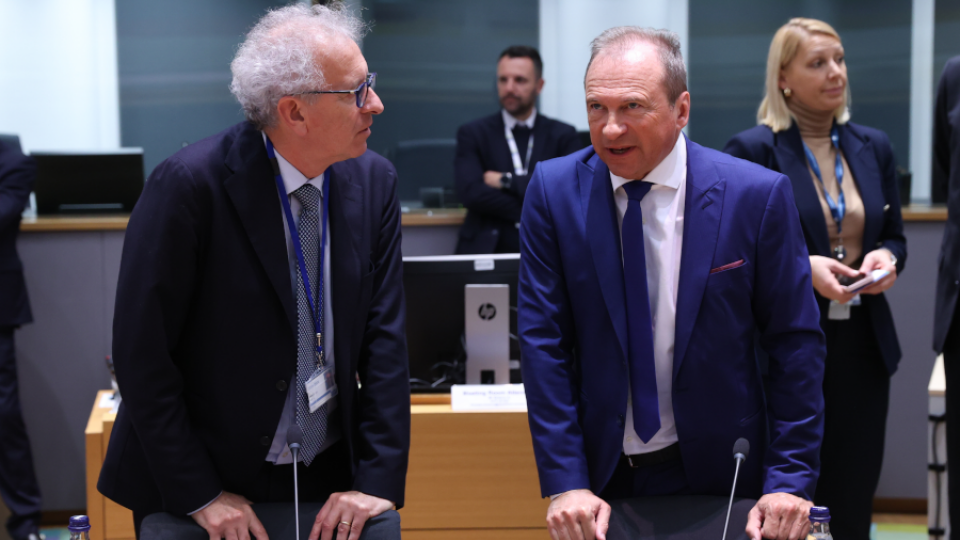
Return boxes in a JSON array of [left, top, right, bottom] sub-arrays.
[[502, 107, 537, 131], [610, 132, 687, 192], [262, 132, 325, 197]]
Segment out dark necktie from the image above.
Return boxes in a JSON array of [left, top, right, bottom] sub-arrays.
[[513, 125, 531, 170], [292, 183, 330, 465], [621, 180, 660, 443]]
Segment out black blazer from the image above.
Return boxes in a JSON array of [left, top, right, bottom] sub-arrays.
[[935, 56, 960, 353], [724, 121, 906, 375], [0, 140, 34, 328], [454, 112, 582, 254], [98, 122, 410, 515]]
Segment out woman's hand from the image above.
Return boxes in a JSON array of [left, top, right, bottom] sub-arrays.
[[809, 255, 860, 303], [856, 249, 898, 295]]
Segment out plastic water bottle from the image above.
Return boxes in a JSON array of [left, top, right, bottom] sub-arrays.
[[808, 506, 833, 540], [68, 515, 91, 540]]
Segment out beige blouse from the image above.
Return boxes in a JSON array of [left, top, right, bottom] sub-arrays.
[[803, 135, 865, 267]]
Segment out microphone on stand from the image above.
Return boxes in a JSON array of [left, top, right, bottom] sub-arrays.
[[721, 438, 750, 540], [286, 425, 304, 540]]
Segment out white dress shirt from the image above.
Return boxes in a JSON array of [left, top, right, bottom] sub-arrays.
[[611, 133, 687, 455], [501, 106, 537, 131], [264, 135, 341, 464]]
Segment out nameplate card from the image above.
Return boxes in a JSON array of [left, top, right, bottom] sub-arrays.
[[451, 384, 527, 412]]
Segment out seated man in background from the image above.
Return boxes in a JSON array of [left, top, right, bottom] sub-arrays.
[[519, 26, 825, 540], [97, 4, 409, 540], [455, 45, 582, 254], [0, 137, 43, 540]]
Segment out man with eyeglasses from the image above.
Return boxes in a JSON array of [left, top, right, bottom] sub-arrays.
[[454, 45, 583, 254], [97, 5, 408, 540]]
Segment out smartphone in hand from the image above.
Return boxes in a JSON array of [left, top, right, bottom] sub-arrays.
[[841, 269, 891, 294]]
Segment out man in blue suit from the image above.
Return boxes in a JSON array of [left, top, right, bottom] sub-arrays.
[[518, 27, 825, 540]]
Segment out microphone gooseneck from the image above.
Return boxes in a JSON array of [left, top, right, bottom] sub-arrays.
[[286, 425, 304, 540], [722, 438, 751, 540]]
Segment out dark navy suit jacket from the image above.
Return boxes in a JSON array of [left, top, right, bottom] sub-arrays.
[[724, 122, 906, 375], [518, 139, 826, 500], [454, 112, 581, 253], [934, 56, 960, 353], [98, 122, 410, 515], [0, 140, 34, 328]]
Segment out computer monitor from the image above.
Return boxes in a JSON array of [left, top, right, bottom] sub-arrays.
[[403, 254, 521, 392], [32, 149, 145, 214]]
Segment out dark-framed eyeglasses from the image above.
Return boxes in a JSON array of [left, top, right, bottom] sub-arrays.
[[291, 72, 377, 108]]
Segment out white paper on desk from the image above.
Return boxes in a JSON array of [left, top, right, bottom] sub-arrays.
[[98, 392, 116, 409], [451, 384, 527, 411]]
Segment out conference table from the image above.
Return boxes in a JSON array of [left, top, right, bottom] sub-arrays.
[[86, 391, 550, 540]]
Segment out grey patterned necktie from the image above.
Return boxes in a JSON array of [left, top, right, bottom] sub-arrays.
[[292, 183, 329, 465]]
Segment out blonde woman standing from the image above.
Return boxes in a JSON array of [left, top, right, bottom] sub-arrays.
[[724, 18, 906, 540]]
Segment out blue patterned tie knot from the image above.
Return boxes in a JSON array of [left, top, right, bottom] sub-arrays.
[[622, 180, 652, 202], [293, 183, 321, 212]]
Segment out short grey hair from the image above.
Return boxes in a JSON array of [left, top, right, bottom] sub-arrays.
[[230, 2, 368, 129], [585, 27, 688, 105]]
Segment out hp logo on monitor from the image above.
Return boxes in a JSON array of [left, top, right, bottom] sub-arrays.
[[478, 303, 497, 320]]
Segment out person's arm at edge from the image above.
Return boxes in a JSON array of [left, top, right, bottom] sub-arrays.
[[0, 148, 34, 231], [454, 124, 523, 222], [351, 160, 410, 509], [874, 130, 907, 274], [518, 163, 591, 497], [933, 60, 955, 207], [105, 157, 223, 514], [752, 173, 826, 500]]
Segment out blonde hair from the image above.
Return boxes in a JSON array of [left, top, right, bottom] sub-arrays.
[[757, 18, 850, 132]]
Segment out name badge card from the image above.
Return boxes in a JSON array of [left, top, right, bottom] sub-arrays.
[[306, 366, 337, 413]]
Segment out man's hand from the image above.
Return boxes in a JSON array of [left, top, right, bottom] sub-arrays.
[[745, 493, 812, 540], [308, 491, 394, 540], [546, 489, 611, 540], [192, 492, 269, 540], [856, 249, 898, 295], [484, 170, 504, 189], [809, 255, 859, 304]]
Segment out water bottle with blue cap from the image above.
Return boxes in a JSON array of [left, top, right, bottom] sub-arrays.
[[68, 515, 91, 540], [808, 506, 833, 540]]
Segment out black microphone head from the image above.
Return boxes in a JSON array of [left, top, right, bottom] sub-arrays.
[[733, 438, 750, 460], [286, 424, 304, 448]]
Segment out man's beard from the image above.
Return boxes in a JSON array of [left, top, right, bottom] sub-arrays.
[[500, 93, 535, 118]]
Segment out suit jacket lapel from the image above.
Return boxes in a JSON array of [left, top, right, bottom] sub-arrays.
[[773, 125, 832, 257], [674, 138, 724, 380], [583, 154, 628, 361], [837, 124, 883, 255], [222, 124, 297, 333], [329, 161, 364, 372]]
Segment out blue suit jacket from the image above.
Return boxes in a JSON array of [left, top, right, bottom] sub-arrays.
[[724, 122, 906, 374], [934, 56, 960, 353], [518, 138, 826, 500]]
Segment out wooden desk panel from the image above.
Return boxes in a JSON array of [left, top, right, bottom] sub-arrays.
[[85, 391, 135, 540], [401, 405, 548, 533]]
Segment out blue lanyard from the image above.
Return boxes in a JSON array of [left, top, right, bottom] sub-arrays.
[[265, 137, 330, 364], [801, 126, 846, 233]]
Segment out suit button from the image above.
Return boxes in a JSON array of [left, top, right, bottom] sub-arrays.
[[617, 414, 625, 427], [876, 242, 883, 247], [276, 380, 287, 392], [260, 436, 271, 446]]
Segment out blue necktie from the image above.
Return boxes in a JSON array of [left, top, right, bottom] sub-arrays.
[[292, 183, 330, 465], [621, 180, 660, 443]]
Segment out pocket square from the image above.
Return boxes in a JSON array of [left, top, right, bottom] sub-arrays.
[[710, 259, 745, 274]]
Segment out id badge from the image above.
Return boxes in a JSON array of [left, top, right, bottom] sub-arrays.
[[305, 365, 338, 413], [828, 300, 851, 320]]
